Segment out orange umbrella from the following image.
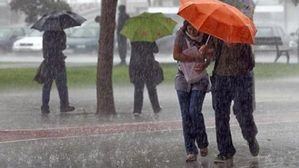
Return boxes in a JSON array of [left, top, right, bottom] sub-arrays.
[[178, 0, 256, 44]]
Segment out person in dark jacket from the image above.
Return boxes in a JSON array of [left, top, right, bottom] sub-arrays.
[[117, 5, 130, 65], [129, 41, 163, 116], [40, 30, 75, 114], [210, 40, 259, 164]]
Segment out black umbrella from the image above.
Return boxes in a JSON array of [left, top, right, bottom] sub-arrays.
[[31, 10, 86, 31]]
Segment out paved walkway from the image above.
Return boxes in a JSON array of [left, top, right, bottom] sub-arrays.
[[1, 63, 299, 167], [0, 122, 298, 168]]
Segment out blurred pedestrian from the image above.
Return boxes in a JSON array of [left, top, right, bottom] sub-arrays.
[[173, 21, 213, 162], [117, 5, 130, 65], [129, 41, 163, 116], [94, 15, 101, 23], [37, 30, 75, 114]]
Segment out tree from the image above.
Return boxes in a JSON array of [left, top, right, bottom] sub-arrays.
[[10, 0, 71, 24], [96, 0, 118, 115]]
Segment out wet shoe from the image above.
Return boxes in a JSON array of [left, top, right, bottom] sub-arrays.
[[248, 138, 260, 156], [154, 107, 162, 114], [214, 154, 234, 163], [60, 106, 75, 112], [41, 106, 50, 114], [133, 112, 141, 117], [186, 154, 197, 162], [200, 147, 208, 157]]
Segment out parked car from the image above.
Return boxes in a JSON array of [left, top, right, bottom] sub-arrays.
[[12, 30, 43, 52], [0, 27, 28, 52], [66, 23, 121, 54], [66, 26, 99, 53]]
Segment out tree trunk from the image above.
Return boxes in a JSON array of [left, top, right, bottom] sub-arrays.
[[96, 0, 118, 115]]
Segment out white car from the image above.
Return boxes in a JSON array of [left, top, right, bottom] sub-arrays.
[[12, 30, 43, 52]]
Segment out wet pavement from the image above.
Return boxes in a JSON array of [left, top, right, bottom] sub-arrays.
[[1, 63, 299, 167], [1, 77, 299, 129], [0, 122, 298, 168]]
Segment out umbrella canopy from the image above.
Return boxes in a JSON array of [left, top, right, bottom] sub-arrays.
[[31, 11, 86, 31], [178, 0, 256, 44], [120, 12, 177, 42]]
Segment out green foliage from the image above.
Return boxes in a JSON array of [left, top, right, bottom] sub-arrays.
[[10, 0, 71, 24]]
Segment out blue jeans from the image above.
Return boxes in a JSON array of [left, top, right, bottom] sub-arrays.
[[177, 90, 209, 155], [211, 73, 258, 157]]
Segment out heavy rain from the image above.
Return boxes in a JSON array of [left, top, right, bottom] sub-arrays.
[[0, 0, 299, 167]]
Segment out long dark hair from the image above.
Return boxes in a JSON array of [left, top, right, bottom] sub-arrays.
[[181, 20, 209, 46], [181, 20, 190, 33]]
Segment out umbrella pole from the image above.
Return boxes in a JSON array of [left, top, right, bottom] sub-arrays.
[[205, 35, 211, 45]]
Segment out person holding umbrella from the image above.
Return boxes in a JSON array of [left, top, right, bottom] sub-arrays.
[[173, 20, 213, 162], [178, 0, 259, 164], [121, 12, 176, 116], [33, 11, 86, 114]]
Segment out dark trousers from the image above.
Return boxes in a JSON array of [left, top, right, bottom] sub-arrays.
[[117, 34, 127, 63], [42, 66, 69, 108], [133, 80, 160, 113], [211, 73, 258, 157], [177, 90, 209, 155]]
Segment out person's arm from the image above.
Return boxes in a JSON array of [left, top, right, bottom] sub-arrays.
[[60, 31, 67, 50], [42, 33, 49, 60], [152, 42, 159, 53], [242, 44, 255, 70], [173, 33, 203, 62]]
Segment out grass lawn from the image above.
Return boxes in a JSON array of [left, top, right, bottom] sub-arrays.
[[0, 63, 299, 90]]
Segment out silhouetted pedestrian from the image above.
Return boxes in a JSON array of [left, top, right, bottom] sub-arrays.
[[37, 30, 75, 114], [94, 15, 101, 23], [129, 41, 163, 116], [117, 5, 130, 65]]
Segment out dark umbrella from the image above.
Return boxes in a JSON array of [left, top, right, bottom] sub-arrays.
[[31, 11, 86, 31]]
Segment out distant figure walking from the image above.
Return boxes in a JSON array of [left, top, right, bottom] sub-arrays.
[[117, 5, 130, 65], [129, 41, 163, 116], [94, 15, 101, 24], [35, 30, 75, 114]]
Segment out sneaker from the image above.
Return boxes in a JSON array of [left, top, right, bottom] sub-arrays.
[[41, 106, 50, 114], [248, 138, 260, 156], [60, 106, 75, 112], [186, 154, 197, 162]]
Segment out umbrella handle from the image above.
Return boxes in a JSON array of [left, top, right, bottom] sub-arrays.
[[205, 35, 211, 45]]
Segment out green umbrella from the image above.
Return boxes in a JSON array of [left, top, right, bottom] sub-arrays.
[[120, 12, 177, 42]]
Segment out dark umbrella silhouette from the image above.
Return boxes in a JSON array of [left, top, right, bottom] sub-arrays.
[[31, 11, 86, 31]]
